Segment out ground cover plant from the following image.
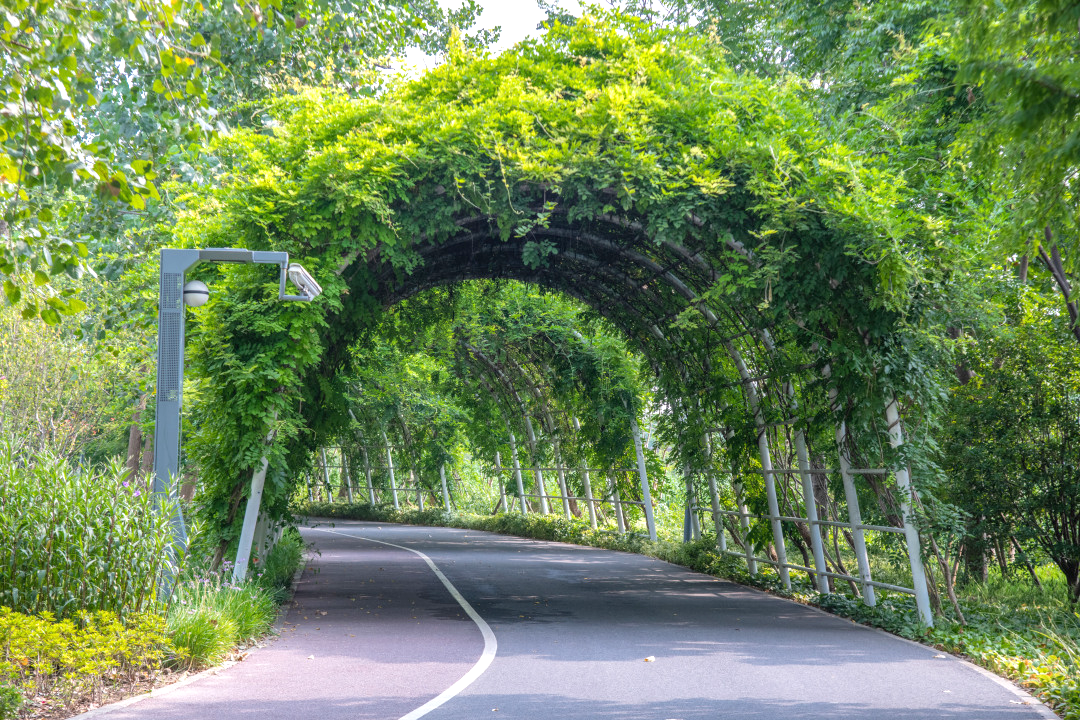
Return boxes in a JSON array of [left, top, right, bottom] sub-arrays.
[[299, 501, 1080, 720], [167, 529, 304, 670], [0, 608, 167, 716]]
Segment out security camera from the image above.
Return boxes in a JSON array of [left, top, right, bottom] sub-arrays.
[[287, 263, 322, 301]]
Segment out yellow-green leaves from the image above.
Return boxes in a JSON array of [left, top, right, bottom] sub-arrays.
[[0, 607, 167, 708]]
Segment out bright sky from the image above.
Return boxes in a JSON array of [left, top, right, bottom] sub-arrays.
[[400, 0, 577, 73]]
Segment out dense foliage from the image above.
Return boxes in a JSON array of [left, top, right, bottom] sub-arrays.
[[1, 0, 492, 323], [0, 608, 167, 712], [3, 0, 1080, 716], [0, 442, 173, 617], [171, 13, 970, 563], [942, 277, 1080, 603]]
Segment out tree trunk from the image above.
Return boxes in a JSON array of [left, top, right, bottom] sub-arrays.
[[961, 530, 989, 584], [1056, 557, 1079, 605], [125, 401, 145, 479], [1038, 231, 1080, 345], [139, 430, 155, 494], [180, 469, 197, 502], [928, 534, 966, 625], [1008, 534, 1043, 590]]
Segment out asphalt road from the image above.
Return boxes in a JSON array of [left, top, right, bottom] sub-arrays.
[[96, 520, 1056, 720]]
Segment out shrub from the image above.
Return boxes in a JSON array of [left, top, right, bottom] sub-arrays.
[[0, 685, 21, 720], [254, 528, 305, 598], [0, 607, 167, 710], [0, 440, 175, 618], [166, 604, 237, 671]]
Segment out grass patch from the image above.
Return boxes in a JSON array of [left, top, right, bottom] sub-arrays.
[[0, 528, 309, 717], [299, 501, 1079, 720], [166, 530, 306, 670]]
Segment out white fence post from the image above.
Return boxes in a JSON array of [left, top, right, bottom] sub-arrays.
[[885, 397, 934, 626], [382, 430, 399, 510], [630, 415, 657, 541], [509, 433, 528, 514], [440, 464, 451, 510]]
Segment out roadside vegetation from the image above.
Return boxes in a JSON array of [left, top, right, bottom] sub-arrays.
[[0, 306, 306, 718], [0, 438, 305, 720], [2, 0, 1080, 719]]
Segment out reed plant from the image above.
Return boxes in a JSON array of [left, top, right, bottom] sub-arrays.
[[0, 439, 175, 618]]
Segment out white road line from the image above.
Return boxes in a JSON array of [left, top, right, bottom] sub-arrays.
[[309, 527, 498, 720]]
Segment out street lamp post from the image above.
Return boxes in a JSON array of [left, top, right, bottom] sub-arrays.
[[153, 248, 321, 591]]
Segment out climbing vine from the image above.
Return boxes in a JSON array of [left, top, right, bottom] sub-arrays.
[[172, 12, 967, 551]]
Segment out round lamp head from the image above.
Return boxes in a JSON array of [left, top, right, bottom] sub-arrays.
[[183, 280, 209, 307]]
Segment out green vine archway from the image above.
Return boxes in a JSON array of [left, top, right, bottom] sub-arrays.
[[174, 13, 957, 603]]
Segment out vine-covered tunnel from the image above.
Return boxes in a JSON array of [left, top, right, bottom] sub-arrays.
[[173, 16, 952, 625]]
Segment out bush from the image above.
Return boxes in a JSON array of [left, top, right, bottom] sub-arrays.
[[0, 685, 21, 720], [166, 572, 281, 671], [165, 604, 237, 671], [0, 440, 175, 618], [254, 528, 305, 598], [0, 607, 167, 711]]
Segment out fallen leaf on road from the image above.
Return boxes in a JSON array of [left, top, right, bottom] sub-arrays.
[[934, 654, 946, 658], [644, 656, 655, 662]]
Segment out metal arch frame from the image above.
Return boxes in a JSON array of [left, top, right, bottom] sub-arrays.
[[332, 208, 935, 624], [374, 222, 775, 372], [457, 351, 531, 513], [483, 331, 656, 538], [456, 338, 660, 539]]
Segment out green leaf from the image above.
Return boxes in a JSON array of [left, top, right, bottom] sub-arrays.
[[33, 270, 50, 287], [2, 280, 20, 304], [40, 307, 61, 325]]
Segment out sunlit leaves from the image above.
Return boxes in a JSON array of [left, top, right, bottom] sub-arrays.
[[0, 0, 490, 325]]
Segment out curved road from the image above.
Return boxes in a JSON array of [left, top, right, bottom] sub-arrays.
[[96, 520, 1055, 720]]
